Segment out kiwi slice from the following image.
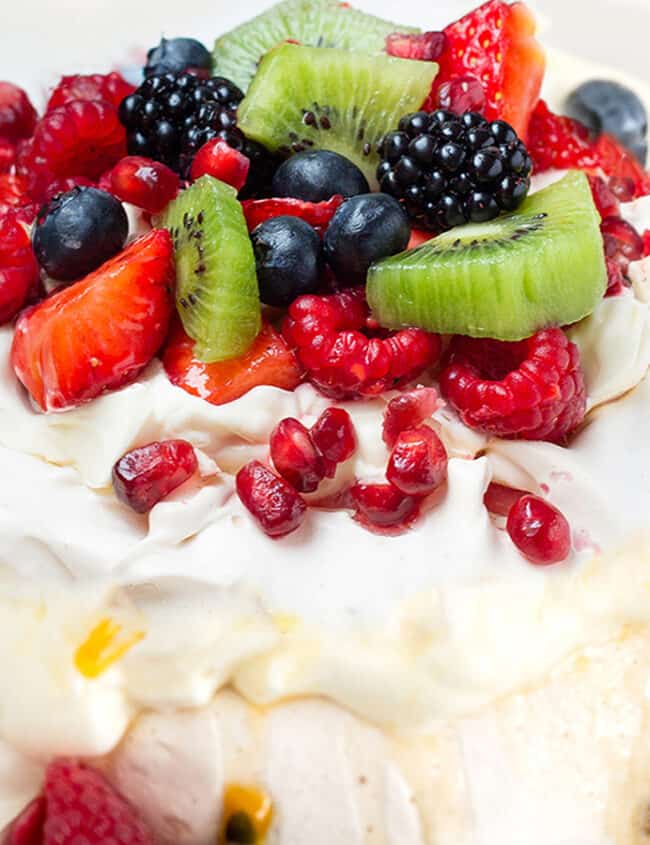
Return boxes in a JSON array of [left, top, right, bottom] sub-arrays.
[[212, 0, 418, 92], [157, 175, 260, 362], [366, 171, 607, 341], [237, 44, 437, 188]]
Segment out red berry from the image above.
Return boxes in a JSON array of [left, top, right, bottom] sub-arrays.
[[601, 215, 644, 264], [190, 138, 250, 190], [385, 31, 446, 61], [2, 796, 46, 845], [350, 481, 419, 532], [382, 387, 441, 448], [283, 287, 441, 399], [0, 211, 39, 325], [0, 138, 15, 173], [605, 256, 626, 297], [106, 155, 179, 213], [270, 417, 326, 493], [236, 460, 307, 538], [506, 494, 571, 565], [311, 407, 356, 466], [643, 230, 650, 258], [42, 175, 95, 203], [241, 195, 344, 235], [46, 72, 135, 112], [436, 75, 486, 115], [588, 174, 619, 219], [0, 81, 37, 143], [483, 482, 526, 516], [440, 328, 586, 443], [0, 172, 38, 224], [112, 439, 198, 513], [386, 425, 448, 497]]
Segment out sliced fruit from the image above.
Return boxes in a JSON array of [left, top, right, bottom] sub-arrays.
[[11, 230, 174, 412], [367, 171, 606, 342], [241, 195, 343, 233], [430, 0, 545, 139], [157, 175, 260, 362], [212, 0, 418, 92], [236, 43, 438, 187], [163, 319, 303, 405]]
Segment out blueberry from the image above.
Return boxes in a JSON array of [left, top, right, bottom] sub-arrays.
[[566, 79, 648, 165], [324, 194, 410, 286], [251, 216, 323, 307], [271, 150, 369, 203], [144, 37, 213, 77], [32, 187, 128, 282]]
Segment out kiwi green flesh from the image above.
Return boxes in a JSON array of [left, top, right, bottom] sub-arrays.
[[366, 171, 607, 342], [236, 43, 438, 188], [212, 0, 419, 92], [157, 175, 260, 363]]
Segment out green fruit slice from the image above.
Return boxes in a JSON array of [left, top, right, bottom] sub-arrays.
[[236, 43, 438, 188], [367, 171, 607, 341], [157, 175, 260, 362], [212, 0, 418, 93]]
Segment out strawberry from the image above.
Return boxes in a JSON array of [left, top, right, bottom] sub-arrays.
[[241, 195, 344, 235], [430, 0, 545, 139], [12, 229, 174, 412], [46, 72, 135, 113], [163, 319, 303, 406], [0, 211, 40, 324]]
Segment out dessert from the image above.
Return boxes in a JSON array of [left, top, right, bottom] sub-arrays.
[[2, 0, 650, 842]]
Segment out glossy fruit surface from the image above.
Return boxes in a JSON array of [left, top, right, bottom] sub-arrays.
[[241, 195, 344, 234], [386, 425, 448, 496], [145, 37, 213, 77], [271, 150, 370, 202], [0, 211, 39, 325], [0, 81, 38, 142], [106, 155, 179, 213], [270, 417, 326, 492], [189, 138, 250, 190], [112, 439, 198, 513], [506, 494, 571, 565], [236, 460, 307, 537]]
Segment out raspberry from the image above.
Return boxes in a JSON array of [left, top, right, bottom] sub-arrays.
[[270, 417, 326, 493], [283, 287, 441, 399], [0, 172, 38, 224], [0, 81, 38, 143], [382, 387, 441, 448], [29, 100, 127, 181], [0, 138, 15, 173], [350, 481, 420, 532], [112, 440, 198, 513], [105, 155, 180, 213], [385, 31, 447, 61], [190, 138, 250, 190], [46, 72, 135, 112], [236, 460, 307, 538], [3, 796, 46, 845], [386, 425, 448, 496], [439, 328, 586, 443], [0, 211, 39, 324], [311, 407, 356, 466], [506, 494, 571, 565]]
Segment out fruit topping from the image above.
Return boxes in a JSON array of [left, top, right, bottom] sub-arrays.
[[46, 72, 135, 112], [32, 186, 128, 282], [189, 138, 250, 190], [163, 319, 303, 405], [566, 79, 647, 166], [212, 0, 417, 92], [601, 215, 644, 265], [311, 407, 356, 465], [439, 328, 586, 443], [236, 459, 307, 537], [220, 784, 273, 845], [271, 150, 369, 203], [324, 193, 410, 286], [436, 76, 486, 116], [385, 31, 446, 61], [270, 417, 327, 492], [377, 110, 532, 231], [386, 425, 448, 496], [112, 439, 198, 513], [0, 211, 39, 325], [104, 155, 180, 213], [3, 796, 46, 845], [506, 494, 571, 565], [0, 138, 15, 173], [368, 171, 607, 342], [236, 43, 438, 187], [251, 215, 323, 307], [74, 617, 145, 678], [350, 480, 420, 532], [241, 194, 344, 234], [145, 37, 213, 77], [119, 71, 273, 193], [0, 172, 38, 224], [0, 81, 38, 143], [283, 287, 441, 399], [430, 0, 545, 139], [382, 387, 441, 447], [11, 229, 175, 412], [158, 175, 260, 362]]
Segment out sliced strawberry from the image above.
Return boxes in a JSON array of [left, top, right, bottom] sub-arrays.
[[241, 195, 344, 235], [11, 229, 174, 412], [164, 319, 303, 406], [46, 72, 135, 112], [0, 211, 40, 324], [430, 0, 545, 138]]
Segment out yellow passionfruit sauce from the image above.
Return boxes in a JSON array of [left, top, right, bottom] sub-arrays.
[[74, 617, 145, 679]]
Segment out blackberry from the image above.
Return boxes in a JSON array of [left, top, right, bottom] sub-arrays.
[[377, 110, 533, 232], [118, 71, 276, 195]]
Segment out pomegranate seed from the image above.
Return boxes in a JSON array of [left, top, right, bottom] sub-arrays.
[[385, 31, 446, 61], [601, 215, 644, 264], [0, 138, 15, 173], [386, 425, 448, 497], [0, 82, 38, 143], [190, 138, 250, 191], [270, 417, 326, 493], [483, 482, 526, 517], [605, 256, 626, 297], [2, 796, 46, 845], [437, 75, 486, 115], [588, 174, 619, 219], [382, 387, 440, 448], [506, 494, 571, 565], [112, 439, 198, 513], [350, 481, 419, 530], [236, 460, 307, 537], [311, 407, 356, 465], [106, 156, 180, 213]]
